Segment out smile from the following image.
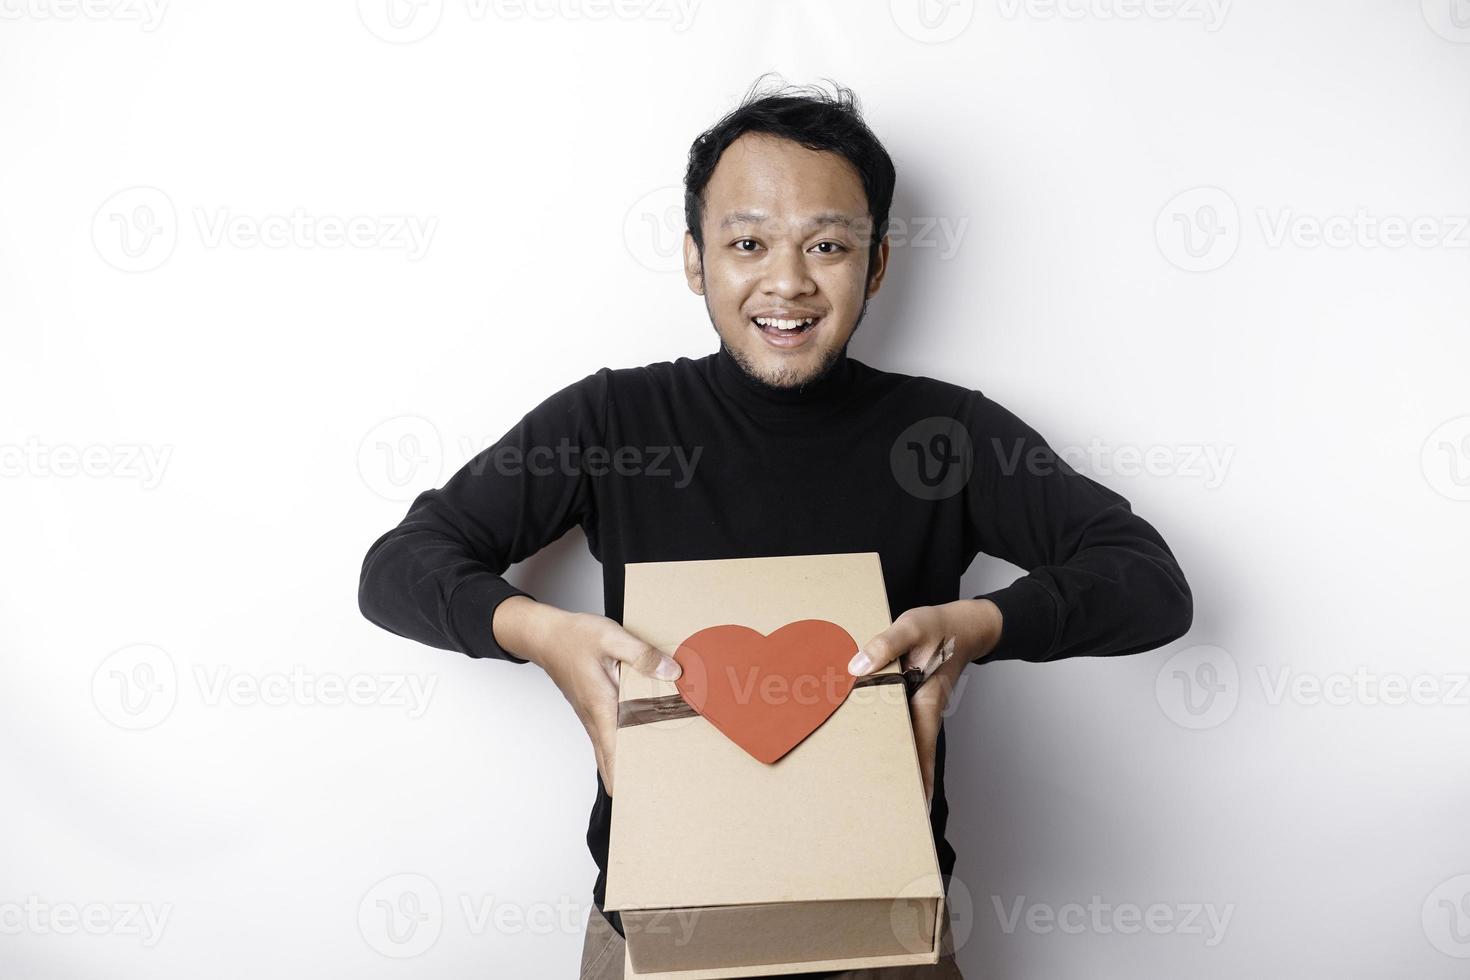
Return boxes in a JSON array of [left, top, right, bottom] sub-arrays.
[[750, 314, 822, 348]]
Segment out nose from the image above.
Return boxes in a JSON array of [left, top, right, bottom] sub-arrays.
[[760, 242, 817, 300]]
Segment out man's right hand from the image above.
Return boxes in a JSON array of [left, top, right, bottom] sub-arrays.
[[492, 596, 681, 796]]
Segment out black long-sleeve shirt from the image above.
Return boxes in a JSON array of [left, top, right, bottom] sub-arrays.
[[357, 343, 1193, 941]]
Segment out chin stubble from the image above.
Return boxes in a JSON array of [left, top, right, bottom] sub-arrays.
[[705, 294, 870, 395]]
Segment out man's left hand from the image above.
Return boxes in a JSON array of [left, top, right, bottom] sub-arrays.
[[846, 599, 1004, 812]]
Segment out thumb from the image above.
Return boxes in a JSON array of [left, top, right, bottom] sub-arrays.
[[610, 630, 682, 681]]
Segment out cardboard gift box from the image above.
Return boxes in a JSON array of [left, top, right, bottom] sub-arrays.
[[605, 552, 945, 979]]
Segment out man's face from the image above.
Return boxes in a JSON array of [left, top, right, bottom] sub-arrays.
[[684, 132, 889, 390]]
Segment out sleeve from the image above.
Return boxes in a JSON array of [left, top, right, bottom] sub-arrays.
[[962, 391, 1194, 664], [356, 369, 609, 664]]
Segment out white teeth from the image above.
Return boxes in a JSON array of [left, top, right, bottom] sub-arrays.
[[754, 316, 816, 331]]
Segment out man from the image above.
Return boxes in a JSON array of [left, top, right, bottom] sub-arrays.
[[358, 78, 1193, 979]]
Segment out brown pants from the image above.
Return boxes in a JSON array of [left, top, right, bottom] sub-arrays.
[[578, 906, 963, 980]]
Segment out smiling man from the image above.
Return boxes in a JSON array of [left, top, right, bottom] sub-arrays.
[[358, 77, 1193, 979]]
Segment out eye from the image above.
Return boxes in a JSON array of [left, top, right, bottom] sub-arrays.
[[733, 238, 760, 252], [811, 241, 846, 255]]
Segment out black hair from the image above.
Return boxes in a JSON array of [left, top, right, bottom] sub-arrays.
[[683, 74, 897, 285]]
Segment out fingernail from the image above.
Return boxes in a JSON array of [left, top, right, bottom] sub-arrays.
[[656, 657, 682, 681], [848, 652, 872, 675]]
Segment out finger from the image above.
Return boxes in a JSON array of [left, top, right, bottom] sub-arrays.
[[899, 639, 943, 677], [850, 616, 924, 675], [595, 741, 613, 796], [910, 668, 952, 711], [903, 634, 954, 679], [912, 706, 939, 811], [589, 689, 620, 796], [606, 629, 682, 681]]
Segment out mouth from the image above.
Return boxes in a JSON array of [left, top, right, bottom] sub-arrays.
[[750, 314, 822, 348]]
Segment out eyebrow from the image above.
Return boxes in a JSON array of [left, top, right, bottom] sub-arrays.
[[718, 209, 859, 231]]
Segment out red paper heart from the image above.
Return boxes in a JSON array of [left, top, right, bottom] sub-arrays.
[[672, 619, 859, 764]]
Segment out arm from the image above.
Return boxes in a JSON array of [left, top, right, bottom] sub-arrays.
[[356, 369, 608, 664], [964, 391, 1194, 664]]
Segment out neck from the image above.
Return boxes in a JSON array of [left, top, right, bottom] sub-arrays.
[[710, 342, 859, 416]]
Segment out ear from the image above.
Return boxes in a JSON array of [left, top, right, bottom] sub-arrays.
[[865, 234, 891, 298], [683, 230, 704, 295]]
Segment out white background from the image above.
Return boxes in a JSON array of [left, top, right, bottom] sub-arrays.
[[3, 1, 1469, 977]]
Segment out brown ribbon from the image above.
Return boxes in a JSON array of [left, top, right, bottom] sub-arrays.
[[617, 670, 913, 730]]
